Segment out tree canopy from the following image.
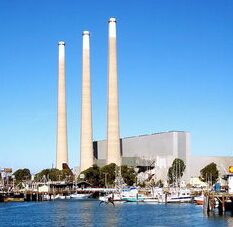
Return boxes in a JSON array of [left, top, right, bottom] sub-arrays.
[[34, 168, 73, 182], [121, 165, 136, 186], [168, 158, 186, 184], [200, 162, 219, 184], [80, 165, 102, 187], [80, 163, 136, 187], [13, 168, 31, 182], [100, 163, 117, 187]]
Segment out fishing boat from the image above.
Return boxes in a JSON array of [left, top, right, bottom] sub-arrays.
[[158, 188, 192, 203], [99, 187, 140, 202], [194, 194, 204, 205], [3, 193, 24, 202], [3, 197, 24, 202], [143, 197, 158, 203], [123, 198, 144, 202]]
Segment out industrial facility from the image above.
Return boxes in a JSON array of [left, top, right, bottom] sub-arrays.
[[93, 131, 233, 183], [55, 18, 233, 183]]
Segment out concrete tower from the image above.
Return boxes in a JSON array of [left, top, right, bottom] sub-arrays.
[[80, 31, 94, 171], [56, 41, 68, 170], [107, 18, 121, 165]]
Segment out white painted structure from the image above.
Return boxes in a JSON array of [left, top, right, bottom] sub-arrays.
[[107, 18, 121, 166], [56, 42, 68, 170], [80, 31, 94, 172], [38, 185, 50, 193]]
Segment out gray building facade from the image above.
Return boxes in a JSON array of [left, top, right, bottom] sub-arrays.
[[94, 131, 190, 180], [92, 131, 232, 183]]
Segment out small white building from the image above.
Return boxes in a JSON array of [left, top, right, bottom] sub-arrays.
[[189, 177, 208, 188], [38, 185, 50, 193]]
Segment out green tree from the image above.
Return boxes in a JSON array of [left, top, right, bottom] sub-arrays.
[[34, 168, 73, 182], [80, 165, 102, 187], [35, 169, 58, 181], [200, 162, 219, 184], [61, 169, 74, 181], [168, 158, 186, 184], [80, 163, 137, 187], [121, 165, 136, 186], [100, 163, 117, 187], [13, 168, 31, 182]]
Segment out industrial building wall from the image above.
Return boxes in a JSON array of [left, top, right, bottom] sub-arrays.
[[176, 132, 191, 181], [122, 132, 176, 158], [177, 132, 190, 162], [95, 131, 189, 167], [96, 140, 107, 160], [189, 156, 233, 179], [92, 132, 233, 184]]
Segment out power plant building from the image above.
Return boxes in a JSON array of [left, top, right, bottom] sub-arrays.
[[54, 19, 232, 183], [94, 131, 189, 180], [93, 131, 233, 182]]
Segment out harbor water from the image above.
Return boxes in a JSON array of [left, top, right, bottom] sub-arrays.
[[0, 200, 233, 227]]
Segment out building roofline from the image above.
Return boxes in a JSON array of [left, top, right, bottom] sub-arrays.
[[94, 130, 189, 142]]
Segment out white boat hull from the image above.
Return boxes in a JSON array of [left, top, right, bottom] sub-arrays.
[[70, 194, 92, 199]]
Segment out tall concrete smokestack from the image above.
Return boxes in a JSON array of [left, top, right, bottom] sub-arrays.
[[80, 31, 94, 171], [107, 18, 121, 165], [56, 41, 68, 170]]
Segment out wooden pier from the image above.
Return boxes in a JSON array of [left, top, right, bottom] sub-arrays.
[[0, 188, 116, 202], [204, 192, 233, 214]]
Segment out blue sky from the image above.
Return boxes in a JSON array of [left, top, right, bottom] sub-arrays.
[[0, 0, 233, 173]]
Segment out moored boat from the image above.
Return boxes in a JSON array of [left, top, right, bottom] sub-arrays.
[[3, 197, 24, 202], [123, 198, 144, 202], [194, 195, 204, 205], [158, 188, 192, 203]]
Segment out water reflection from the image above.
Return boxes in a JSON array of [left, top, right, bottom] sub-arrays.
[[78, 201, 94, 227], [204, 210, 233, 227], [1, 200, 233, 227], [53, 200, 70, 227]]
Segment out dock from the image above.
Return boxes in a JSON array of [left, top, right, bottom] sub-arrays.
[[0, 188, 117, 202], [204, 192, 233, 214]]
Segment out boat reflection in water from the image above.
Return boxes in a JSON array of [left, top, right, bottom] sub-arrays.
[[70, 193, 92, 200]]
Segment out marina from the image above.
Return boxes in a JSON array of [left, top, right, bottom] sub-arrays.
[[0, 1, 232, 226], [0, 200, 232, 227]]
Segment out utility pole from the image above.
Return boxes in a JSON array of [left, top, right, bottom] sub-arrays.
[[103, 173, 108, 188]]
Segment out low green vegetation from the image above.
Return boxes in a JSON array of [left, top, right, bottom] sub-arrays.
[[200, 162, 219, 184]]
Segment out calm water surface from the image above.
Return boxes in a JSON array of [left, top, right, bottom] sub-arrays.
[[0, 200, 232, 227]]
